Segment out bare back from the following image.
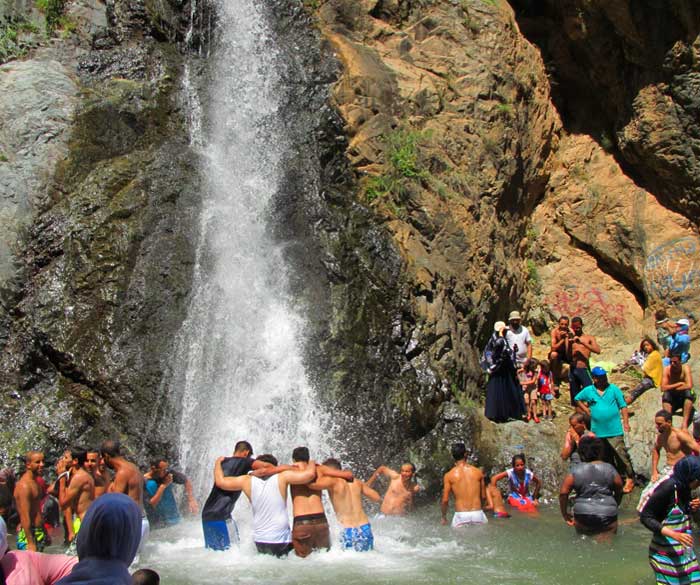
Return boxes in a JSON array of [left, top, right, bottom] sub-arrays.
[[443, 463, 484, 512], [328, 479, 371, 528], [291, 483, 324, 517], [110, 458, 144, 510]]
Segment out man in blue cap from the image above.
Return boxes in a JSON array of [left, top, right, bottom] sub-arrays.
[[574, 366, 636, 493]]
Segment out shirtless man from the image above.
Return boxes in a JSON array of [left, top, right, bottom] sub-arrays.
[[214, 454, 317, 557], [567, 316, 601, 406], [549, 315, 571, 394], [91, 451, 111, 498], [652, 410, 700, 481], [13, 451, 46, 551], [58, 447, 96, 552], [367, 463, 420, 516], [101, 439, 148, 546], [441, 443, 487, 526], [661, 353, 695, 430], [307, 458, 380, 552], [286, 447, 353, 557]]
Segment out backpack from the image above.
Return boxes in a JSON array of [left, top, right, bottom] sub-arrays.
[[480, 334, 498, 373]]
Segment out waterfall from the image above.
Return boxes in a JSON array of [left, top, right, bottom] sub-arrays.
[[171, 0, 329, 497]]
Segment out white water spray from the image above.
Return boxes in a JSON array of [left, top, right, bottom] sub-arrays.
[[171, 0, 328, 497]]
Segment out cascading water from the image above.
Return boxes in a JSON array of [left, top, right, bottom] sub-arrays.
[[170, 0, 329, 498]]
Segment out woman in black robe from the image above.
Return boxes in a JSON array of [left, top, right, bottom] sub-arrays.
[[484, 321, 526, 423]]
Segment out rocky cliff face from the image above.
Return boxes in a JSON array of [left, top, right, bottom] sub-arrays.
[[1, 0, 697, 493]]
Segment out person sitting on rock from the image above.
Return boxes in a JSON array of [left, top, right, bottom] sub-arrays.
[[549, 315, 571, 396], [491, 454, 540, 513], [626, 337, 663, 405], [666, 318, 691, 364], [567, 316, 601, 406], [661, 352, 695, 431]]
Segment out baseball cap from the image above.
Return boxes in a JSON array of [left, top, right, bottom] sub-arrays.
[[591, 366, 607, 377], [494, 321, 506, 333], [676, 318, 690, 327]]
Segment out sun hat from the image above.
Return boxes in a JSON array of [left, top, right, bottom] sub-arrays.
[[508, 311, 522, 321], [494, 321, 506, 333]]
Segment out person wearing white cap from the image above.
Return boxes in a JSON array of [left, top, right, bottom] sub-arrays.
[[505, 310, 532, 367], [484, 321, 526, 423]]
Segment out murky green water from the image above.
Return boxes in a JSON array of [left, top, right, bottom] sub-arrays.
[[132, 503, 660, 585]]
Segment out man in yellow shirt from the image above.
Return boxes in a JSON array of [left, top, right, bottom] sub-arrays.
[[627, 338, 663, 405]]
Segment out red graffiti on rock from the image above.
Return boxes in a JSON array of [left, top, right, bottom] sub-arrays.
[[547, 286, 626, 328]]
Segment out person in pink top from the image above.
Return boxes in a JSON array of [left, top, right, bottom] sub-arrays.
[[0, 516, 77, 585]]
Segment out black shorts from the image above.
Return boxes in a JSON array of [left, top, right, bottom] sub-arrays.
[[574, 513, 617, 534], [255, 541, 293, 557], [662, 390, 696, 411]]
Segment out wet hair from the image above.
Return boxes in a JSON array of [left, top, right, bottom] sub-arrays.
[[511, 453, 526, 467], [539, 359, 550, 374], [101, 440, 121, 458], [578, 437, 605, 462], [292, 447, 310, 463], [402, 462, 416, 473], [656, 410, 673, 422], [72, 447, 88, 466], [569, 412, 590, 428], [451, 443, 467, 461], [132, 568, 160, 585], [234, 441, 253, 455], [571, 316, 583, 325], [256, 454, 278, 466], [322, 458, 341, 470], [640, 337, 659, 352]]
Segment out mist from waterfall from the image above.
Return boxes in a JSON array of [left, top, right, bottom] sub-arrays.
[[171, 0, 329, 497]]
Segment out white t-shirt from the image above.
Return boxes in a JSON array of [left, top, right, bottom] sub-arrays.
[[506, 325, 532, 364]]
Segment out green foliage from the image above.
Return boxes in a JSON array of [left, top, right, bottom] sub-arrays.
[[56, 15, 76, 38], [0, 153, 8, 163], [496, 102, 513, 116], [526, 226, 539, 241], [35, 0, 65, 32], [362, 127, 431, 209], [526, 259, 541, 292]]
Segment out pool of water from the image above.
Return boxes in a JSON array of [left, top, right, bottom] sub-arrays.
[[135, 502, 658, 585]]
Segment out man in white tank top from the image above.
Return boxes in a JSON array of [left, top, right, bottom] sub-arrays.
[[214, 454, 316, 557]]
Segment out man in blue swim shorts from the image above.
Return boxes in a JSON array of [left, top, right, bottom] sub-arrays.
[[308, 458, 380, 552]]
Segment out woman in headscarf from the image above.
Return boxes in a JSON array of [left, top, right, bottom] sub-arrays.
[[640, 455, 700, 584], [484, 321, 526, 423], [0, 516, 76, 585], [56, 493, 141, 585]]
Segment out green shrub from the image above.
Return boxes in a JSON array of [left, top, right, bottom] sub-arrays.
[[35, 0, 65, 32]]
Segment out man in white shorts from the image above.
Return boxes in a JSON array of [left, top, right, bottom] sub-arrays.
[[441, 443, 487, 527]]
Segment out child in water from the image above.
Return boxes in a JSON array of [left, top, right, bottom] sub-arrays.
[[491, 454, 541, 513], [518, 359, 539, 423], [537, 360, 554, 420], [483, 473, 510, 518]]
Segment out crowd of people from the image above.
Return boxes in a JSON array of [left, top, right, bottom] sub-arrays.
[[482, 307, 699, 583], [0, 309, 697, 583]]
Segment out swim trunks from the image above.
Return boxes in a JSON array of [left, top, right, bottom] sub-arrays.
[[662, 389, 696, 412], [65, 516, 82, 556], [16, 526, 46, 551], [573, 513, 617, 534], [451, 510, 488, 527], [255, 541, 293, 557], [292, 513, 330, 558], [203, 518, 240, 551], [339, 523, 374, 552]]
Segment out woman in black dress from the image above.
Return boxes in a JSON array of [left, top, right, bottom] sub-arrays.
[[484, 321, 526, 423]]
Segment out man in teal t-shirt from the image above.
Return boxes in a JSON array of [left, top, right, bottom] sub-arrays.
[[574, 366, 635, 493]]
